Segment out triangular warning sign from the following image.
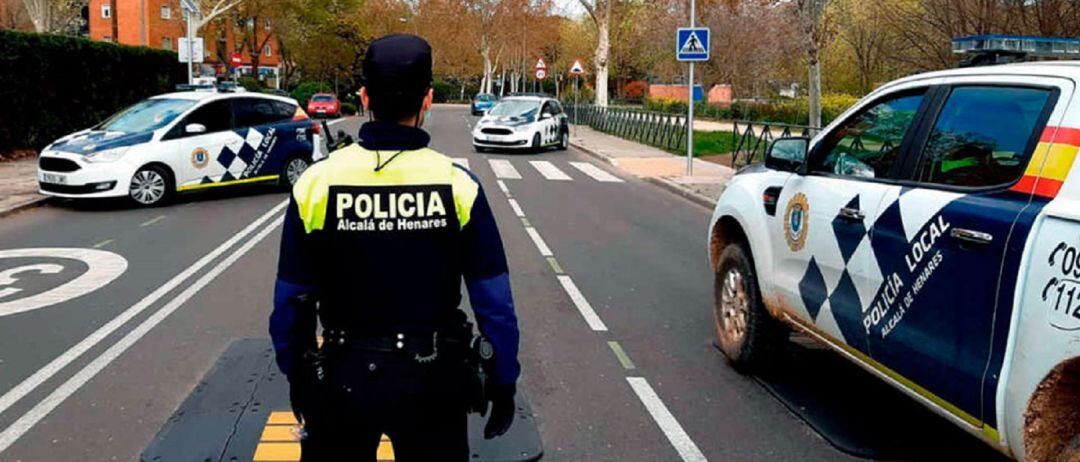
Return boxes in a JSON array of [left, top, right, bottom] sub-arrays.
[[535, 58, 546, 69], [681, 31, 705, 54], [570, 60, 585, 74]]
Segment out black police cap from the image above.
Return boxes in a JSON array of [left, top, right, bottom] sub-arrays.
[[362, 34, 433, 96]]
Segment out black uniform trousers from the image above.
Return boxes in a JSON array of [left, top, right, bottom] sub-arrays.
[[299, 347, 471, 462]]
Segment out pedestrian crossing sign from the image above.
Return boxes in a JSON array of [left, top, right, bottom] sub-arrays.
[[676, 27, 710, 61]]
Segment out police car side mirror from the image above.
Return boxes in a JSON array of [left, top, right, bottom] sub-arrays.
[[185, 123, 207, 135], [765, 137, 809, 173], [539, 113, 552, 120]]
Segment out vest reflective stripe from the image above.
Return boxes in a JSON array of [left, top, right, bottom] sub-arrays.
[[292, 145, 479, 233]]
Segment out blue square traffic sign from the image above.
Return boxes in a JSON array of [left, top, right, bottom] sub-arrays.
[[676, 28, 710, 61]]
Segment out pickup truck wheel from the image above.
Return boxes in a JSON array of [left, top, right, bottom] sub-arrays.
[[713, 242, 787, 370]]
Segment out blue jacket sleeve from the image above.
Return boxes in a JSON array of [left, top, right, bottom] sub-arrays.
[[459, 166, 521, 385], [270, 197, 319, 377]]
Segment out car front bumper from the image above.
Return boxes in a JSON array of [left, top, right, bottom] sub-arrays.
[[37, 150, 137, 199], [471, 128, 533, 149]]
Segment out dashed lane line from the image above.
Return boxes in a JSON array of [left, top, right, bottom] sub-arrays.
[[556, 275, 608, 332], [545, 256, 564, 274], [569, 161, 625, 183], [524, 227, 552, 257], [92, 238, 114, 249], [508, 199, 525, 218], [627, 377, 707, 462], [0, 199, 289, 454], [496, 180, 511, 197], [529, 161, 573, 181], [140, 215, 166, 227], [608, 341, 636, 370], [488, 159, 521, 179]]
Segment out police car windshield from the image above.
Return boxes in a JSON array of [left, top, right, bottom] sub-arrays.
[[488, 100, 539, 118], [98, 98, 196, 133]]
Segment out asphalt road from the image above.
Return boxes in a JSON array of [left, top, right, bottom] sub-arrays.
[[0, 106, 1009, 461]]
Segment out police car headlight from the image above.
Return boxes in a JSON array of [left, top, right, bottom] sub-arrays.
[[513, 124, 532, 132], [84, 146, 131, 163]]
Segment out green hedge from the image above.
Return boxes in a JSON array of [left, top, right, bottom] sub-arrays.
[[644, 94, 860, 127], [0, 29, 185, 153]]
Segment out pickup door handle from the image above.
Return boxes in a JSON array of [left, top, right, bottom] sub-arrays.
[[951, 228, 993, 245], [838, 207, 865, 221]]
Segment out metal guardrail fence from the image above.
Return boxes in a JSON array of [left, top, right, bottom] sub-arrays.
[[730, 120, 818, 169], [567, 104, 688, 152]]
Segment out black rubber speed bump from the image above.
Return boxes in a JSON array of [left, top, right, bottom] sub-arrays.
[[141, 339, 543, 462]]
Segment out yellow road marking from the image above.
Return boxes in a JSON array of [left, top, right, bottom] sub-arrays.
[[255, 412, 396, 461], [546, 257, 564, 274], [140, 215, 166, 227]]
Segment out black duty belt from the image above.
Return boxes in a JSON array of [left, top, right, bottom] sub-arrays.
[[322, 329, 469, 359]]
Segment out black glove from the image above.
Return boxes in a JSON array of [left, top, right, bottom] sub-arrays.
[[483, 383, 516, 439]]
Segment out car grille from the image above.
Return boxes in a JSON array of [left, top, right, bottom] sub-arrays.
[[39, 182, 99, 194], [475, 137, 527, 146], [39, 157, 81, 172], [480, 127, 513, 136]]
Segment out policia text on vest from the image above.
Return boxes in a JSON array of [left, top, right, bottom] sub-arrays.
[[334, 186, 451, 232]]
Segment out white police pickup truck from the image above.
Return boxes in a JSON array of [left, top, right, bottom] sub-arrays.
[[707, 63, 1080, 461]]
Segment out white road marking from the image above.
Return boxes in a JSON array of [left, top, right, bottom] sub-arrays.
[[0, 249, 128, 317], [556, 275, 608, 331], [508, 199, 525, 217], [0, 199, 288, 438], [529, 161, 572, 181], [451, 157, 470, 170], [570, 161, 625, 183], [496, 180, 511, 197], [627, 377, 707, 462], [524, 227, 552, 257], [140, 215, 166, 227], [489, 159, 521, 179], [0, 213, 285, 454]]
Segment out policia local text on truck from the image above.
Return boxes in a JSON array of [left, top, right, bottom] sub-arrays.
[[269, 34, 521, 461]]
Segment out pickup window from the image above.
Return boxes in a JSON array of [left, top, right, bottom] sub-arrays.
[[916, 86, 1053, 188], [812, 91, 926, 179]]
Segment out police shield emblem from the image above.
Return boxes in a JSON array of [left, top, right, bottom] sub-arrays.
[[191, 147, 210, 169], [784, 193, 809, 251]]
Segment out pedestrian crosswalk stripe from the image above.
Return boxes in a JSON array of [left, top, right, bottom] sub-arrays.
[[253, 412, 395, 461], [529, 161, 573, 181], [451, 157, 470, 170], [569, 162, 625, 183], [488, 159, 521, 179]]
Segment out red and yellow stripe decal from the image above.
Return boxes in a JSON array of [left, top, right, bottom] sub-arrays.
[[1011, 126, 1080, 198]]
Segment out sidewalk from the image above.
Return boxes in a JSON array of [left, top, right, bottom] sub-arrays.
[[569, 124, 734, 208], [0, 157, 47, 217]]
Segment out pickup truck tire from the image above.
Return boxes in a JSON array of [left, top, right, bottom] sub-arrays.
[[713, 242, 787, 370]]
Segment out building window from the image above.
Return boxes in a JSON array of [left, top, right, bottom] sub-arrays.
[[161, 4, 170, 19], [264, 19, 271, 30], [162, 36, 172, 50], [101, 3, 111, 18], [264, 45, 271, 57]]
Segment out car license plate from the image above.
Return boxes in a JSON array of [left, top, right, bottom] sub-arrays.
[[317, 109, 326, 113], [40, 172, 66, 184]]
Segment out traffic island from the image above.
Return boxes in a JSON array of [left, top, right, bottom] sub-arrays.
[[141, 339, 543, 462]]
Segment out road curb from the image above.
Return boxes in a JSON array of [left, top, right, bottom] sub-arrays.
[[570, 139, 716, 210], [0, 195, 50, 219]]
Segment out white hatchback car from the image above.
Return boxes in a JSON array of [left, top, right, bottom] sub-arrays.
[[471, 96, 569, 152], [37, 89, 324, 206]]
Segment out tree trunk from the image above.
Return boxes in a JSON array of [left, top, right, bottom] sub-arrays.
[[808, 51, 822, 129], [593, 11, 610, 106]]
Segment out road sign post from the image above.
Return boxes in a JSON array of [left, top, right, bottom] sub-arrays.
[[180, 0, 200, 85], [569, 59, 585, 133], [676, 7, 710, 176]]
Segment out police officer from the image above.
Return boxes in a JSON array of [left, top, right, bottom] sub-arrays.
[[269, 34, 520, 461]]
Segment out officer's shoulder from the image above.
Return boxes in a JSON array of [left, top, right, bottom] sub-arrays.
[[291, 145, 360, 197]]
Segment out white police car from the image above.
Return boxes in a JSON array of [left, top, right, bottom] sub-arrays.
[[37, 89, 324, 206], [471, 95, 569, 152], [708, 63, 1080, 460]]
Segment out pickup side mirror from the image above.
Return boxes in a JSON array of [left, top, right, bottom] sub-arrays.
[[765, 137, 809, 173], [185, 123, 207, 134]]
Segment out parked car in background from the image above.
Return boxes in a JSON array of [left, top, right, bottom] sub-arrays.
[[472, 96, 568, 153], [306, 93, 340, 118], [471, 93, 497, 115]]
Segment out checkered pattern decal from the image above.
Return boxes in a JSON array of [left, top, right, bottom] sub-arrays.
[[197, 128, 276, 185]]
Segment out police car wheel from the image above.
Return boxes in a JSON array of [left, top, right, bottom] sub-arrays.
[[531, 133, 542, 153], [128, 166, 171, 206], [557, 130, 569, 151], [281, 156, 310, 188], [714, 243, 787, 370]]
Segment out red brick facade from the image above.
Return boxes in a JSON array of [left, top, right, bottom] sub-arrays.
[[87, 0, 281, 83], [649, 84, 733, 105]]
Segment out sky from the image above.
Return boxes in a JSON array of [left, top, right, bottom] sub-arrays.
[[552, 0, 586, 18]]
